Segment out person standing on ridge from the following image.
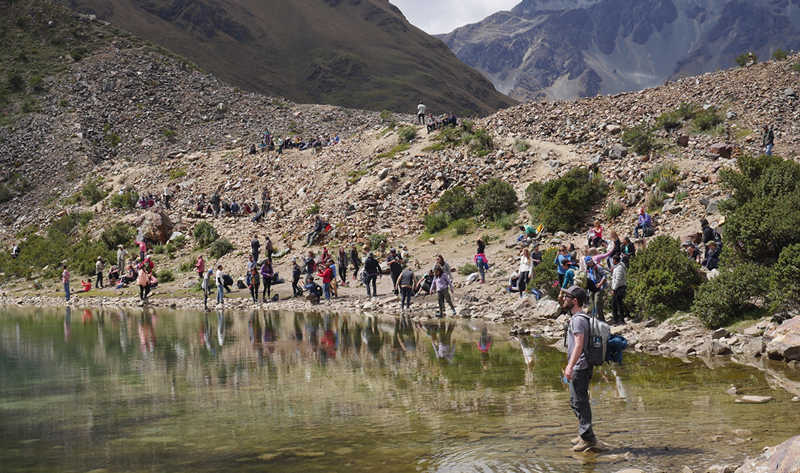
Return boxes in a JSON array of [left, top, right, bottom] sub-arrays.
[[62, 265, 71, 302], [763, 124, 774, 156], [251, 235, 260, 264], [563, 285, 600, 452], [116, 245, 128, 274], [417, 101, 426, 125], [387, 248, 404, 296], [95, 257, 105, 289]]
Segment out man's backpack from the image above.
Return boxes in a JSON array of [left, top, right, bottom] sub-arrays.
[[573, 268, 588, 289], [566, 313, 610, 367], [712, 228, 723, 248], [643, 225, 655, 237]]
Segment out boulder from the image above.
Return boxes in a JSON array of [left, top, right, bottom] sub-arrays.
[[610, 144, 628, 159], [137, 207, 174, 245], [764, 316, 800, 362], [712, 328, 731, 340], [741, 337, 765, 358], [708, 143, 735, 159], [735, 395, 772, 404], [697, 339, 732, 356], [676, 135, 689, 147], [531, 297, 562, 319], [646, 328, 679, 344], [512, 297, 534, 312], [662, 202, 683, 215], [735, 434, 800, 472]]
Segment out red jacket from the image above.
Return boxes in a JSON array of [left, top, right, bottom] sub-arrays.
[[317, 267, 334, 284]]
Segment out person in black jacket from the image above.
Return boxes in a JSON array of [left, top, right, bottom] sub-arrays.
[[349, 243, 361, 280], [363, 252, 381, 297], [305, 216, 324, 247], [387, 248, 403, 295]]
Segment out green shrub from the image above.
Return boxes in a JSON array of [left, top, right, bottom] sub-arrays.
[[693, 106, 723, 131], [168, 167, 186, 180], [452, 219, 470, 236], [433, 186, 474, 219], [772, 49, 789, 61], [692, 263, 770, 328], [526, 168, 607, 232], [110, 190, 138, 209], [605, 202, 624, 220], [530, 248, 559, 299], [397, 126, 417, 143], [425, 212, 451, 234], [627, 236, 703, 319], [6, 72, 25, 92], [306, 202, 320, 215], [513, 138, 530, 152], [28, 76, 44, 92], [459, 263, 478, 276], [193, 221, 219, 248], [676, 102, 699, 120], [675, 190, 688, 203], [644, 162, 680, 193], [208, 238, 234, 259], [769, 244, 800, 313], [622, 124, 655, 155], [156, 269, 175, 283], [473, 178, 518, 221], [81, 181, 107, 205], [495, 212, 517, 231], [645, 190, 666, 213], [100, 222, 135, 250], [368, 233, 387, 251], [379, 110, 394, 125], [20, 97, 39, 113], [469, 129, 494, 156], [613, 180, 626, 194], [655, 111, 682, 131], [735, 52, 757, 67], [179, 258, 195, 272], [794, 62, 800, 72], [152, 245, 165, 255], [0, 185, 14, 203]]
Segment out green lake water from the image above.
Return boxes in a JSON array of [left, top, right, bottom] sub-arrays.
[[1, 306, 799, 472]]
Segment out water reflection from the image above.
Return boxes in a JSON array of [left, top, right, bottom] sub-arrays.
[[1, 306, 800, 473]]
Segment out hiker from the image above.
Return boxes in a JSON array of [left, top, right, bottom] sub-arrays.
[[684, 241, 702, 264], [555, 246, 572, 287], [116, 245, 128, 273], [518, 248, 533, 297], [622, 236, 636, 261], [303, 276, 321, 305], [291, 258, 303, 297], [264, 236, 274, 261], [396, 266, 417, 311], [202, 269, 212, 310], [95, 257, 105, 289], [62, 265, 71, 302], [215, 264, 225, 306], [417, 101, 426, 125], [475, 238, 488, 283], [634, 209, 652, 238], [349, 243, 361, 280], [137, 265, 150, 301], [387, 248, 404, 296], [135, 238, 147, 262], [163, 184, 174, 210], [416, 269, 434, 295], [562, 285, 600, 452], [611, 254, 627, 325], [435, 254, 453, 281], [763, 124, 774, 155], [363, 251, 381, 297], [559, 260, 576, 295], [107, 265, 119, 286], [196, 255, 205, 280], [607, 230, 621, 268], [303, 250, 317, 283], [260, 259, 274, 302], [337, 246, 348, 285], [588, 221, 603, 247], [531, 242, 542, 267], [305, 215, 324, 247], [251, 235, 260, 263], [230, 200, 240, 216], [210, 190, 221, 218], [429, 265, 456, 317], [11, 244, 20, 259], [80, 279, 92, 292], [585, 257, 608, 322], [317, 261, 335, 300], [427, 113, 436, 133], [249, 268, 260, 304], [702, 240, 721, 270]]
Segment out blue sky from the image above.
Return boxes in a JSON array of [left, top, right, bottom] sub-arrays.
[[390, 0, 520, 35]]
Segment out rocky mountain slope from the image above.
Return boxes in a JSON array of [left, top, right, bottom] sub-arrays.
[[48, 0, 516, 115], [439, 0, 800, 101]]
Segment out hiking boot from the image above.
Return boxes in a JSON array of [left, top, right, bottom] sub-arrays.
[[452, 308, 457, 315], [570, 436, 581, 445], [572, 438, 597, 452]]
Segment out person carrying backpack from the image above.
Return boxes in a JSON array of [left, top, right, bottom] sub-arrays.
[[585, 257, 607, 322], [562, 285, 600, 453]]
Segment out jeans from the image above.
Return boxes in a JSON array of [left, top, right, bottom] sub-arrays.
[[612, 286, 627, 323], [262, 280, 272, 300], [217, 285, 224, 304], [139, 285, 150, 300], [569, 367, 596, 443], [366, 275, 377, 296], [253, 250, 259, 265], [64, 282, 71, 301], [306, 230, 320, 246], [163, 194, 171, 209], [250, 285, 259, 302], [400, 286, 413, 309], [634, 223, 651, 238], [518, 271, 529, 297], [478, 260, 485, 282], [390, 271, 401, 295], [203, 288, 209, 309], [322, 282, 331, 300], [766, 144, 773, 156], [437, 289, 455, 315], [591, 289, 606, 321], [292, 278, 301, 297], [96, 272, 104, 289]]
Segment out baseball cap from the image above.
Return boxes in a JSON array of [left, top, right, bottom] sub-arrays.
[[638, 208, 644, 214], [564, 285, 588, 306], [584, 256, 594, 264]]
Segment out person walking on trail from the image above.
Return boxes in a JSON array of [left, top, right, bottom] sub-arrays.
[[215, 264, 225, 306], [417, 101, 426, 125], [95, 257, 105, 289], [585, 256, 607, 321], [363, 251, 381, 297], [202, 269, 212, 311], [562, 285, 600, 453], [137, 265, 150, 301], [338, 246, 348, 285], [305, 216, 324, 247], [429, 265, 456, 317], [62, 265, 71, 302], [435, 254, 453, 281], [349, 243, 361, 280], [396, 266, 417, 311], [611, 254, 627, 325], [251, 235, 260, 264], [763, 124, 774, 155], [291, 257, 302, 297], [387, 248, 404, 296], [518, 248, 533, 297], [196, 255, 205, 281], [116, 245, 128, 274], [210, 190, 221, 218]]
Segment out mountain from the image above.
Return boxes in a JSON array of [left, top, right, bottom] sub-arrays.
[[439, 0, 800, 101], [48, 0, 516, 115]]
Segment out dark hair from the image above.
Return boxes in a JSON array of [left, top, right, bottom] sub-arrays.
[[613, 254, 621, 263], [700, 218, 709, 227]]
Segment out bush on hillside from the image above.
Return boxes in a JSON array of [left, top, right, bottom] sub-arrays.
[[81, 181, 107, 205], [398, 125, 416, 143], [655, 111, 682, 131], [769, 244, 800, 314], [691, 263, 770, 328], [193, 221, 219, 248], [529, 248, 559, 300], [693, 106, 723, 131], [644, 162, 681, 193], [627, 236, 703, 320], [621, 124, 655, 155], [110, 189, 138, 209], [526, 167, 607, 232], [772, 49, 789, 61], [425, 212, 451, 234], [99, 222, 136, 251], [368, 233, 387, 251], [156, 269, 175, 283], [473, 178, 518, 220], [735, 52, 757, 67], [459, 263, 478, 276], [208, 238, 234, 259], [452, 219, 470, 236], [433, 186, 474, 220]]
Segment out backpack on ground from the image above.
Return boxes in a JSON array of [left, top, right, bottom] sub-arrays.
[[606, 334, 628, 364], [573, 268, 588, 289], [643, 226, 655, 237]]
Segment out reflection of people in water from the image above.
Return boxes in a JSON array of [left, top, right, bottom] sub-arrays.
[[64, 306, 71, 343], [363, 317, 385, 357], [320, 314, 337, 359], [392, 314, 418, 359], [217, 309, 227, 346], [249, 311, 263, 358], [478, 325, 492, 368], [429, 320, 456, 363], [292, 313, 304, 341], [138, 311, 156, 354], [118, 311, 128, 353], [515, 336, 537, 368], [200, 312, 214, 353], [264, 313, 277, 343], [82, 308, 93, 324]]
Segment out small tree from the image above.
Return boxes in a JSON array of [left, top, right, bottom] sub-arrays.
[[193, 221, 219, 248], [473, 179, 518, 220], [770, 244, 800, 313], [433, 186, 474, 220], [735, 51, 757, 67], [772, 49, 789, 61]]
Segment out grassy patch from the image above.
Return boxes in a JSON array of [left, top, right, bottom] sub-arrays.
[[377, 142, 410, 159]]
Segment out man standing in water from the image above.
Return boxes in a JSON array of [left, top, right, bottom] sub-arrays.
[[563, 285, 599, 452]]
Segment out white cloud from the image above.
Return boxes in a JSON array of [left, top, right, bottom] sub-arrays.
[[391, 0, 520, 35]]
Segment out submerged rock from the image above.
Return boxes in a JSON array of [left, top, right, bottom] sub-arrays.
[[735, 434, 800, 472]]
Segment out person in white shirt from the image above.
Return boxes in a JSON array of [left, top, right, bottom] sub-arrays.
[[517, 248, 533, 297], [611, 254, 627, 325], [215, 265, 224, 306]]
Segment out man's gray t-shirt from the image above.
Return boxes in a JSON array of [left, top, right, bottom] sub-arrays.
[[399, 269, 415, 287], [567, 313, 590, 371]]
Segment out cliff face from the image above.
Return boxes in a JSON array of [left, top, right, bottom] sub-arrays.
[[51, 0, 516, 115], [440, 0, 800, 101]]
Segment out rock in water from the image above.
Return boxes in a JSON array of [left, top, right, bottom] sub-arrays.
[[735, 395, 773, 404], [764, 316, 800, 362], [735, 434, 800, 472]]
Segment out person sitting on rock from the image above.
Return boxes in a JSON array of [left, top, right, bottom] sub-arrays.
[[701, 240, 720, 270], [304, 276, 321, 305], [108, 265, 120, 286], [230, 200, 240, 216], [305, 216, 324, 247], [634, 208, 652, 238], [221, 201, 231, 217], [683, 241, 702, 264]]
